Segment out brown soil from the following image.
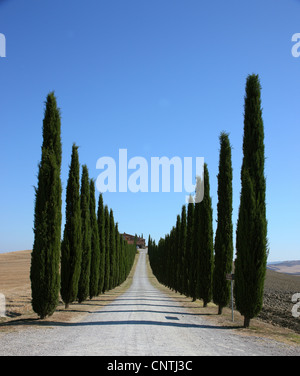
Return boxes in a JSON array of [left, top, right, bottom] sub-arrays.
[[258, 269, 300, 334]]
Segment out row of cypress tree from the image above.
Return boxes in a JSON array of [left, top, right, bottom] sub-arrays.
[[148, 74, 268, 328], [148, 161, 215, 308], [31, 92, 136, 319], [60, 144, 136, 309]]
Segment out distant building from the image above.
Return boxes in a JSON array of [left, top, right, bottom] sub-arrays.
[[122, 233, 145, 248]]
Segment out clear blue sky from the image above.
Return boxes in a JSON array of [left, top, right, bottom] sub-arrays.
[[0, 0, 299, 262]]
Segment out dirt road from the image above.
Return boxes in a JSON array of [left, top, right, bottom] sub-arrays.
[[0, 249, 299, 356]]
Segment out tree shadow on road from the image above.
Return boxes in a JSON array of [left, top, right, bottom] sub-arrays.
[[0, 317, 242, 330]]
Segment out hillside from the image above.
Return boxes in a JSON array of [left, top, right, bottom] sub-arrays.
[[267, 260, 300, 275]]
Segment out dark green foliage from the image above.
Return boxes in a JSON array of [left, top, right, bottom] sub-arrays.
[[60, 144, 82, 308], [235, 74, 268, 328], [213, 132, 234, 314], [94, 195, 135, 294], [186, 198, 194, 297], [192, 199, 201, 301], [174, 215, 181, 293], [77, 165, 91, 303], [89, 179, 100, 299], [198, 163, 214, 307], [179, 205, 187, 295], [97, 194, 105, 294], [119, 234, 125, 284], [103, 205, 110, 292], [109, 209, 116, 289], [115, 222, 121, 286], [149, 165, 214, 306], [31, 92, 62, 319], [41, 92, 62, 169]]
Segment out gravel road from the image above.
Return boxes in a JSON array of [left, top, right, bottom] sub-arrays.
[[0, 249, 299, 356]]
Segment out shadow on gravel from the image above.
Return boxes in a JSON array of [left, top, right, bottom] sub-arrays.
[[87, 309, 216, 316], [0, 318, 242, 330]]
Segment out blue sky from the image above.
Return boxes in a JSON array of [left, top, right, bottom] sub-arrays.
[[0, 0, 299, 262]]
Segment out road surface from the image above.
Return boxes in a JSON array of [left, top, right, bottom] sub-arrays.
[[0, 249, 299, 356]]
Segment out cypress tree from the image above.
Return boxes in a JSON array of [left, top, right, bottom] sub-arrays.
[[97, 193, 106, 294], [109, 209, 116, 289], [77, 165, 91, 303], [31, 92, 62, 319], [198, 163, 214, 307], [61, 144, 82, 308], [89, 179, 100, 299], [213, 132, 233, 314], [186, 196, 194, 298], [115, 222, 121, 286], [169, 227, 176, 290], [179, 205, 187, 295], [120, 233, 126, 283], [235, 74, 268, 328], [103, 205, 110, 292], [192, 181, 201, 302], [174, 215, 181, 293], [165, 233, 171, 288]]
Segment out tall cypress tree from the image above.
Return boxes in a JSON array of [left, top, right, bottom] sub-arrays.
[[235, 74, 268, 328], [89, 179, 100, 299], [97, 193, 106, 294], [198, 163, 214, 307], [174, 214, 181, 294], [119, 233, 125, 284], [77, 165, 91, 303], [103, 205, 110, 292], [179, 205, 187, 295], [186, 196, 194, 298], [192, 175, 205, 302], [192, 191, 201, 301], [213, 132, 233, 314], [115, 222, 121, 286], [61, 144, 82, 309], [109, 209, 116, 289], [31, 92, 62, 319]]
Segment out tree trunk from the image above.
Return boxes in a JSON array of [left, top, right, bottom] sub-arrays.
[[218, 305, 223, 315], [244, 316, 250, 328]]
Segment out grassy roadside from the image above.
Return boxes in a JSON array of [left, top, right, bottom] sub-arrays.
[[0, 251, 140, 334], [145, 254, 300, 347]]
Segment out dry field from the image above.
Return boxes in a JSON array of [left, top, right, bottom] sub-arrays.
[[0, 250, 299, 346], [0, 250, 139, 332], [259, 269, 300, 333]]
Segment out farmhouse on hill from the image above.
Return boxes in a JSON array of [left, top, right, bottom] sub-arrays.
[[122, 233, 145, 248]]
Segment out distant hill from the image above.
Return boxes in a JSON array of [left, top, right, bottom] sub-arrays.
[[267, 260, 300, 275]]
